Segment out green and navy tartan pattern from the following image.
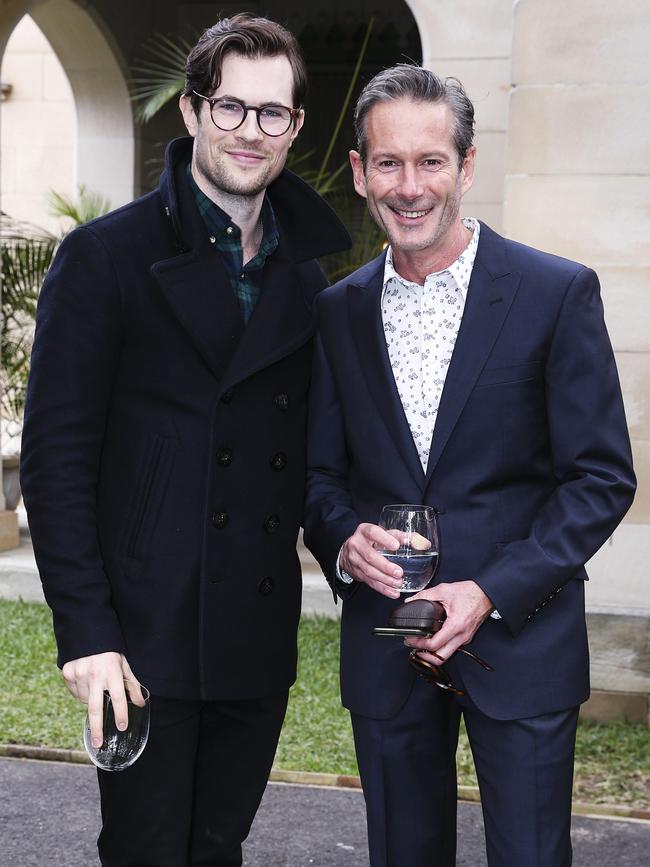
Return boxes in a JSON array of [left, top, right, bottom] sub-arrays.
[[187, 163, 279, 323]]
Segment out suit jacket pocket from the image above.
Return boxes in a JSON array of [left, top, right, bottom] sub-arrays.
[[475, 362, 541, 388], [124, 433, 178, 562]]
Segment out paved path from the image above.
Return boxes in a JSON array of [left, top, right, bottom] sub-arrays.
[[2, 757, 650, 866]]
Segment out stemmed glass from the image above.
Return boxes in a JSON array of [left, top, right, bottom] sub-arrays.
[[377, 504, 440, 592], [83, 680, 150, 772]]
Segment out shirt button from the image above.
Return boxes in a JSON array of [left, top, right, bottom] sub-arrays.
[[211, 511, 229, 529], [274, 392, 289, 411], [264, 514, 281, 534], [216, 447, 233, 467], [270, 452, 287, 471], [258, 577, 275, 595]]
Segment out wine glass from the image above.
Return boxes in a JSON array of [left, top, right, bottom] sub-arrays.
[[377, 504, 439, 593], [83, 680, 150, 772]]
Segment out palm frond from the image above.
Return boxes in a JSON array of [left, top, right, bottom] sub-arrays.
[[47, 185, 111, 227], [1, 224, 57, 423], [130, 33, 192, 123], [314, 16, 375, 192]]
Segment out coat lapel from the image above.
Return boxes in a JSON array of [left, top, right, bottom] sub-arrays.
[[348, 254, 425, 490], [151, 242, 244, 381], [424, 224, 521, 487], [221, 242, 314, 391]]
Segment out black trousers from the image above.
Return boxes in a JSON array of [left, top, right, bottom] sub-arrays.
[[97, 691, 289, 867], [351, 677, 579, 867]]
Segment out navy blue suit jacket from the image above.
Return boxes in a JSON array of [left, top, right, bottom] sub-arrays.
[[304, 222, 635, 721]]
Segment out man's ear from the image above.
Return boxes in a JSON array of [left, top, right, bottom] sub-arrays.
[[179, 94, 198, 137], [288, 108, 305, 146], [349, 150, 367, 199], [460, 145, 476, 197]]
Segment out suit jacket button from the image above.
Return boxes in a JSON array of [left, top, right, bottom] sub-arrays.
[[270, 452, 287, 471], [258, 577, 275, 595], [216, 447, 233, 467], [264, 514, 280, 534], [211, 511, 228, 529], [274, 392, 289, 411], [221, 389, 234, 404]]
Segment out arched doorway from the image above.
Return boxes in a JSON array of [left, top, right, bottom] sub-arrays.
[[1, 13, 76, 231], [403, 0, 514, 232], [0, 0, 134, 218]]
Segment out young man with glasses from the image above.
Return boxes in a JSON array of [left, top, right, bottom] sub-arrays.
[[21, 14, 349, 866], [304, 64, 635, 866]]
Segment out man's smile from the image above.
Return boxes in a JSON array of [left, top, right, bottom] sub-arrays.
[[389, 206, 434, 221]]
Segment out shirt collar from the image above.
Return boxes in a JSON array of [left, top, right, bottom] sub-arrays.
[[186, 162, 279, 251], [383, 217, 480, 302]]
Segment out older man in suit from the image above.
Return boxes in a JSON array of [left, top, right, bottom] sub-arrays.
[[304, 65, 635, 866]]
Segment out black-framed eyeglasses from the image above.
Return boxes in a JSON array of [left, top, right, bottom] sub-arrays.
[[193, 91, 301, 137], [408, 646, 494, 697]]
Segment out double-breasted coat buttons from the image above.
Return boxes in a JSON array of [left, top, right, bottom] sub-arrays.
[[270, 452, 287, 471], [216, 447, 233, 467], [264, 514, 281, 534], [211, 511, 228, 529], [274, 392, 289, 411], [258, 577, 275, 595]]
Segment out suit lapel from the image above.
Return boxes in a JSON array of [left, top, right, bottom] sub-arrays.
[[424, 225, 521, 486], [348, 255, 425, 490], [151, 242, 244, 381]]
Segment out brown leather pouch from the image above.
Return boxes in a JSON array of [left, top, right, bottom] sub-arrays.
[[389, 599, 446, 632], [373, 599, 446, 637]]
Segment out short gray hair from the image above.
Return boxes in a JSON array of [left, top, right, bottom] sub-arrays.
[[354, 64, 475, 166]]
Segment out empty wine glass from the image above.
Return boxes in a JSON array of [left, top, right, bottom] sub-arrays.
[[378, 504, 440, 593], [83, 680, 150, 772]]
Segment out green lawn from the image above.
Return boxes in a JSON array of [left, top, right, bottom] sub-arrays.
[[1, 599, 648, 808]]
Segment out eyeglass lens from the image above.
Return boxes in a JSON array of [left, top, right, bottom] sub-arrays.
[[211, 98, 293, 136]]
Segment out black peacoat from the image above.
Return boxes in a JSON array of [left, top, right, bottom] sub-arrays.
[[20, 137, 351, 701]]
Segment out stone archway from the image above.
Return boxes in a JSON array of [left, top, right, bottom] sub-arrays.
[[402, 0, 514, 232], [0, 0, 134, 209]]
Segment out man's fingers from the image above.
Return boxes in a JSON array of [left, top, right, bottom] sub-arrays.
[[409, 531, 432, 551], [107, 674, 129, 733], [61, 666, 80, 700], [124, 678, 146, 707], [122, 660, 146, 708], [366, 576, 402, 599], [360, 523, 400, 551], [87, 686, 106, 748]]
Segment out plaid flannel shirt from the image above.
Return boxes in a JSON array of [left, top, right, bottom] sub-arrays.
[[187, 164, 279, 323]]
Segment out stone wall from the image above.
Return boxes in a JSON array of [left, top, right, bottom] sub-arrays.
[[409, 0, 513, 232], [0, 13, 75, 232]]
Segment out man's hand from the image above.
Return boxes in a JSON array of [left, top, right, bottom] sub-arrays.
[[62, 652, 145, 748], [404, 581, 494, 661], [340, 523, 405, 598]]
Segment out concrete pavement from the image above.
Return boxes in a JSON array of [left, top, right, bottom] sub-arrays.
[[2, 756, 650, 866]]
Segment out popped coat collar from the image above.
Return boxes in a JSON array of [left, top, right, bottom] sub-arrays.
[[152, 137, 351, 388], [159, 137, 351, 262]]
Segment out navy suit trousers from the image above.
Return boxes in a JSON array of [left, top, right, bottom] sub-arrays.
[[351, 676, 579, 867]]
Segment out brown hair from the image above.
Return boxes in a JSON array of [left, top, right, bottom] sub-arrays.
[[183, 13, 307, 115]]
